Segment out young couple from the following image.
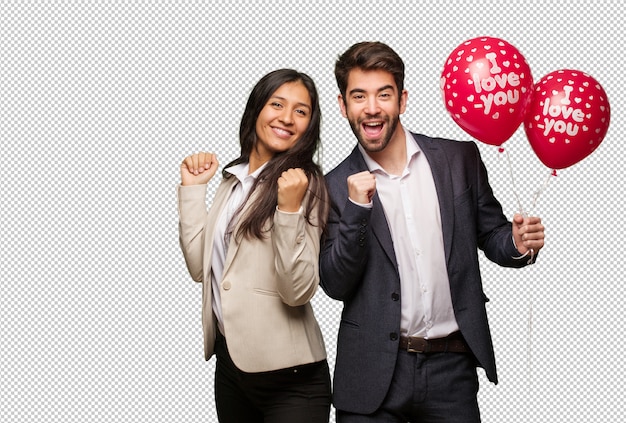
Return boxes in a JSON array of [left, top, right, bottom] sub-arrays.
[[177, 41, 545, 423]]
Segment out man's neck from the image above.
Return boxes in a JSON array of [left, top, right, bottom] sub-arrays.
[[367, 124, 407, 176]]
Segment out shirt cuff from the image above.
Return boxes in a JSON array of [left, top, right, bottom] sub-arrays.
[[349, 197, 373, 209]]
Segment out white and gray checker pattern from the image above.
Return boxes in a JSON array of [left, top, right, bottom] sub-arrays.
[[1, 1, 623, 422]]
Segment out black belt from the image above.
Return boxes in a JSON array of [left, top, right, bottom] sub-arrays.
[[399, 331, 470, 353]]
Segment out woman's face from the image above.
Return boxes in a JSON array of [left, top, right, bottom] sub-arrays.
[[253, 81, 312, 163]]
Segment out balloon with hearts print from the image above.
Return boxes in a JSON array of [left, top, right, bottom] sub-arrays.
[[524, 69, 610, 170], [441, 36, 534, 146]]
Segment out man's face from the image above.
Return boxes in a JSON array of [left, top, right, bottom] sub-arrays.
[[339, 69, 407, 153]]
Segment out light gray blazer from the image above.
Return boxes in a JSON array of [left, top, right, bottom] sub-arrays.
[[178, 177, 326, 372]]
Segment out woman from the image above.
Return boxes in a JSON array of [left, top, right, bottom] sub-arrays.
[[177, 69, 331, 422]]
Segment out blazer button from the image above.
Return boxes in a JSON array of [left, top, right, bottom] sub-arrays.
[[391, 293, 399, 301], [222, 281, 231, 291], [389, 332, 398, 341]]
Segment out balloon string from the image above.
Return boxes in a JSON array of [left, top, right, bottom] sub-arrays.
[[527, 170, 555, 400], [527, 279, 533, 400], [501, 148, 549, 409], [524, 170, 555, 410], [528, 169, 555, 217]]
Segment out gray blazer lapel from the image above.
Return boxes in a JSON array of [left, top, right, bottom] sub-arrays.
[[347, 147, 398, 271], [411, 133, 455, 265], [371, 194, 398, 269]]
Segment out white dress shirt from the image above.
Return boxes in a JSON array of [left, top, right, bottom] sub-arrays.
[[357, 128, 459, 339], [210, 162, 266, 334]]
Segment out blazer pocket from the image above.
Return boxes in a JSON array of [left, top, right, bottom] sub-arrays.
[[339, 318, 360, 328], [253, 288, 280, 297]]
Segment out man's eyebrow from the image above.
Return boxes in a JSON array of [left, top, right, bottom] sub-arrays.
[[377, 85, 395, 93], [348, 88, 365, 95], [348, 85, 395, 96]]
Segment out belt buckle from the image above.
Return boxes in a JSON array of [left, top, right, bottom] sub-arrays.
[[407, 338, 429, 353]]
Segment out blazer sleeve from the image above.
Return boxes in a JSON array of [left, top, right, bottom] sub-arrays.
[[319, 154, 376, 301], [470, 142, 537, 267], [319, 196, 373, 301], [177, 184, 209, 282], [271, 195, 323, 307]]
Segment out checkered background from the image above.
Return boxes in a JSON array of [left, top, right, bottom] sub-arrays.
[[1, 1, 623, 422]]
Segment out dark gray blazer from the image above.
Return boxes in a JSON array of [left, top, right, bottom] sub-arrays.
[[320, 132, 535, 414]]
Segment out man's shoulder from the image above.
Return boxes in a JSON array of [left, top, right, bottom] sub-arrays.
[[409, 131, 478, 151]]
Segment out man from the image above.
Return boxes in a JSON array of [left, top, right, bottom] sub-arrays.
[[319, 41, 545, 422]]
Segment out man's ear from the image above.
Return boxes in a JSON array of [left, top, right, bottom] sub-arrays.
[[338, 94, 348, 118], [399, 89, 408, 115]]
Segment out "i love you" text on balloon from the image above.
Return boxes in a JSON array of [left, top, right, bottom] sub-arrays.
[[524, 69, 610, 170], [441, 36, 533, 146]]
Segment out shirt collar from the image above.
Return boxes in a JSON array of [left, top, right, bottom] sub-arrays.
[[225, 161, 267, 183], [358, 127, 420, 174]]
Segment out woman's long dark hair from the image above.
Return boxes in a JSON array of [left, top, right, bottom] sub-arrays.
[[223, 69, 329, 240]]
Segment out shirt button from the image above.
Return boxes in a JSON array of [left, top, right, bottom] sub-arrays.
[[222, 281, 231, 290]]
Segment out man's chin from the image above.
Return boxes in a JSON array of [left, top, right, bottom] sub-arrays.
[[359, 138, 387, 153]]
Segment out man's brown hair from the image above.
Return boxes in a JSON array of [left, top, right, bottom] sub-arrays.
[[334, 41, 405, 103]]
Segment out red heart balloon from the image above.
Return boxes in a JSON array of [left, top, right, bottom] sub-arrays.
[[441, 37, 534, 146], [524, 70, 610, 169]]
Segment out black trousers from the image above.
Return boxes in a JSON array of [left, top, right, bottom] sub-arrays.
[[337, 349, 481, 422], [214, 333, 331, 423]]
